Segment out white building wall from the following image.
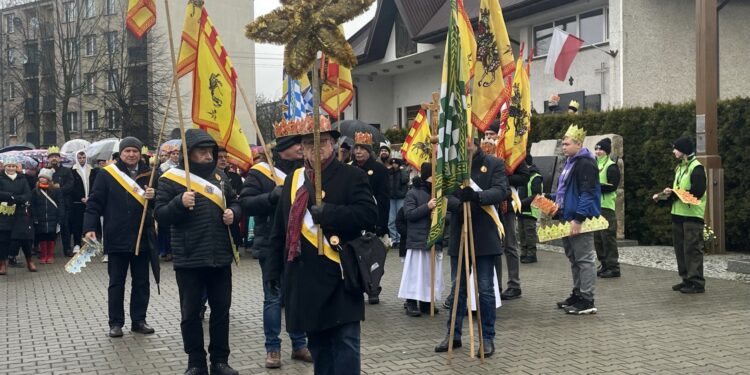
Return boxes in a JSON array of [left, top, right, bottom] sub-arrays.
[[351, 76, 394, 129]]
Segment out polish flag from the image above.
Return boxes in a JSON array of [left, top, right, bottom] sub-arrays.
[[544, 28, 584, 81]]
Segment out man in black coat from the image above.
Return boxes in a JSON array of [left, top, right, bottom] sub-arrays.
[[48, 147, 74, 256], [239, 134, 311, 369], [498, 157, 530, 301], [216, 148, 243, 248], [83, 137, 156, 338], [351, 133, 389, 305], [266, 120, 377, 375], [155, 129, 241, 375], [71, 150, 98, 253], [435, 139, 509, 358]]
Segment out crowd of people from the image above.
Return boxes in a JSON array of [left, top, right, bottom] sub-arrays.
[[0, 117, 708, 374]]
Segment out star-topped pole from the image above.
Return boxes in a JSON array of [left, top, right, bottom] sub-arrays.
[[246, 0, 374, 255], [245, 0, 374, 78]]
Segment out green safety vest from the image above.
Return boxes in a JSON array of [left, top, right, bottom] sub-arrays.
[[597, 156, 617, 211], [522, 172, 542, 219], [671, 156, 706, 219]]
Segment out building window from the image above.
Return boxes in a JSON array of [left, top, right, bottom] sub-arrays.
[[395, 14, 417, 58], [84, 34, 96, 56], [6, 48, 16, 65], [83, 0, 96, 18], [405, 105, 421, 127], [5, 14, 15, 34], [106, 31, 117, 54], [85, 73, 96, 94], [86, 110, 98, 130], [63, 1, 77, 23], [5, 83, 15, 100], [533, 8, 609, 56], [107, 70, 118, 91], [106, 0, 117, 15], [106, 109, 120, 129], [8, 117, 18, 135], [65, 38, 79, 60], [66, 111, 80, 132]]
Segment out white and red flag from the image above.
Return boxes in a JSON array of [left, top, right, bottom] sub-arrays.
[[544, 28, 583, 81]]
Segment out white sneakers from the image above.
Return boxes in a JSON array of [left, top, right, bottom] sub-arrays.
[[73, 245, 80, 254], [102, 254, 109, 263]]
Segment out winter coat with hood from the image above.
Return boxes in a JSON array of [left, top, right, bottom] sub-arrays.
[[387, 161, 410, 199], [550, 149, 601, 222], [353, 156, 390, 235], [0, 171, 32, 238], [155, 129, 242, 270], [83, 156, 155, 254], [403, 176, 441, 252], [71, 152, 99, 204], [31, 184, 64, 235]]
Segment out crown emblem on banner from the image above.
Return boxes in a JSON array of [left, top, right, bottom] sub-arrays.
[[47, 146, 60, 155], [354, 132, 373, 146], [274, 116, 333, 138], [564, 124, 586, 143]]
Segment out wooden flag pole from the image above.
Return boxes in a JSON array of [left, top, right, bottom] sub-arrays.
[[336, 74, 343, 162], [134, 78, 175, 256], [467, 209, 485, 362], [422, 91, 440, 317], [163, 0, 191, 190], [465, 128, 484, 361], [237, 81, 277, 177], [446, 229, 465, 363], [312, 57, 324, 255], [461, 203, 475, 358]]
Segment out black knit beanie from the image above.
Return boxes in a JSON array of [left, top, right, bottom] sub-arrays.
[[673, 136, 694, 155], [595, 138, 612, 154]]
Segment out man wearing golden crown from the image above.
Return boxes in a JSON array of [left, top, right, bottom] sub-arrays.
[[240, 118, 312, 369], [265, 116, 377, 373], [549, 125, 601, 315]]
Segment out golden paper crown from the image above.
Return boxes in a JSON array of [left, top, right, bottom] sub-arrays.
[[275, 116, 334, 138], [354, 132, 373, 146], [564, 124, 586, 143], [568, 100, 580, 111], [47, 146, 60, 155]]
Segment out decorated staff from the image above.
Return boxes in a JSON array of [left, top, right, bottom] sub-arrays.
[[155, 129, 242, 375], [83, 137, 157, 338]]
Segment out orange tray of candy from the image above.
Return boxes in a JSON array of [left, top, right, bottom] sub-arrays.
[[531, 195, 559, 216], [673, 189, 701, 205]]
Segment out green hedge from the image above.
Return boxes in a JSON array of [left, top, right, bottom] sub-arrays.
[[530, 97, 750, 252]]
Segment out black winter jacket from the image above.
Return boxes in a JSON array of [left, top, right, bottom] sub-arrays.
[[354, 157, 390, 235], [71, 165, 99, 203], [31, 187, 64, 235], [267, 158, 377, 333], [403, 179, 440, 251], [83, 159, 155, 254], [155, 130, 241, 269], [447, 150, 509, 257], [395, 206, 407, 258], [387, 163, 410, 199], [239, 158, 301, 262], [0, 172, 32, 238], [51, 165, 74, 204]]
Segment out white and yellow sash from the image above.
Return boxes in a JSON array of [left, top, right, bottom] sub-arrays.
[[470, 179, 505, 239], [290, 168, 340, 264], [161, 168, 226, 210], [251, 162, 286, 186], [104, 164, 146, 206], [510, 187, 522, 213]]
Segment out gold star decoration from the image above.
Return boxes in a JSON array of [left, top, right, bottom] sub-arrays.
[[245, 0, 375, 78]]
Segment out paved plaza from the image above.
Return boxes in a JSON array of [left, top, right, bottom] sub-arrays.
[[2, 247, 750, 375]]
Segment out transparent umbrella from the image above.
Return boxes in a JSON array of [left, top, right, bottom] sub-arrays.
[[85, 138, 120, 162]]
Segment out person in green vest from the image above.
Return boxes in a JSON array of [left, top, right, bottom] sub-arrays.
[[519, 154, 543, 264], [652, 136, 707, 294], [593, 138, 621, 278]]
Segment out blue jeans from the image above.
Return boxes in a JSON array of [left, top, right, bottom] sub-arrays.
[[307, 321, 360, 375], [262, 279, 307, 352], [446, 255, 496, 342], [388, 199, 404, 243]]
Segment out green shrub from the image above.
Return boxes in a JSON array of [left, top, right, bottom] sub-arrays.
[[530, 98, 750, 252], [384, 128, 409, 144]]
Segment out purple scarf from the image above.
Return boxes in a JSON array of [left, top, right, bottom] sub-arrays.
[[555, 148, 595, 208]]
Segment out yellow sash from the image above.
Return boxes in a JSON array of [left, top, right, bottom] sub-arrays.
[[510, 187, 522, 213], [251, 162, 286, 186], [470, 179, 505, 239], [161, 168, 226, 210], [104, 164, 146, 206], [290, 168, 340, 264]]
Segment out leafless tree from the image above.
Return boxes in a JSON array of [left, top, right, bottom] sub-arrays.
[[255, 94, 282, 144]]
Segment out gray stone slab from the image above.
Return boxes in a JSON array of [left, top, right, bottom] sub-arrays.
[[727, 259, 750, 274]]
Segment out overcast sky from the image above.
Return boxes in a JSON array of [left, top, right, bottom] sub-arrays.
[[253, 1, 377, 100]]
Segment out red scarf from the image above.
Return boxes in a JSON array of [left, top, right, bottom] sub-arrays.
[[286, 154, 335, 262]]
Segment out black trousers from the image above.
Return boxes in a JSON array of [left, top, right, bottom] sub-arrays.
[[108, 251, 150, 327], [176, 266, 232, 368], [0, 231, 10, 259], [10, 239, 33, 259], [60, 202, 71, 252], [69, 203, 86, 247]]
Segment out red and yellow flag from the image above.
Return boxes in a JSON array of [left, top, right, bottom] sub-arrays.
[[177, 2, 253, 171], [401, 109, 431, 169], [320, 53, 354, 119], [126, 0, 156, 39], [501, 55, 531, 174]]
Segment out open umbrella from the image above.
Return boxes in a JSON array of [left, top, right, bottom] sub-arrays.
[[2, 151, 39, 169], [0, 144, 32, 153], [338, 120, 386, 146], [85, 138, 120, 161], [61, 139, 91, 156]]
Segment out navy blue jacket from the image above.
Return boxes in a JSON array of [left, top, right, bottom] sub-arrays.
[[552, 153, 601, 222]]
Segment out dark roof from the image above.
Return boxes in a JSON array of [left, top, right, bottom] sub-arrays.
[[351, 0, 575, 64]]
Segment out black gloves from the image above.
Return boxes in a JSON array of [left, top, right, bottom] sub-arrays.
[[268, 186, 283, 205], [310, 203, 325, 224], [458, 186, 479, 203]]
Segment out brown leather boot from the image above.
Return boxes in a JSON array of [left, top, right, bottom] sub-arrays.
[[291, 347, 313, 362], [265, 351, 281, 368], [26, 258, 37, 272], [0, 260, 7, 275]]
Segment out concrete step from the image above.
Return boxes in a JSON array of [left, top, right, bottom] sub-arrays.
[[727, 259, 750, 274], [618, 239, 639, 247]]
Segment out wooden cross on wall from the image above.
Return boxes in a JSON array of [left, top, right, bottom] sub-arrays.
[[421, 92, 441, 136]]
